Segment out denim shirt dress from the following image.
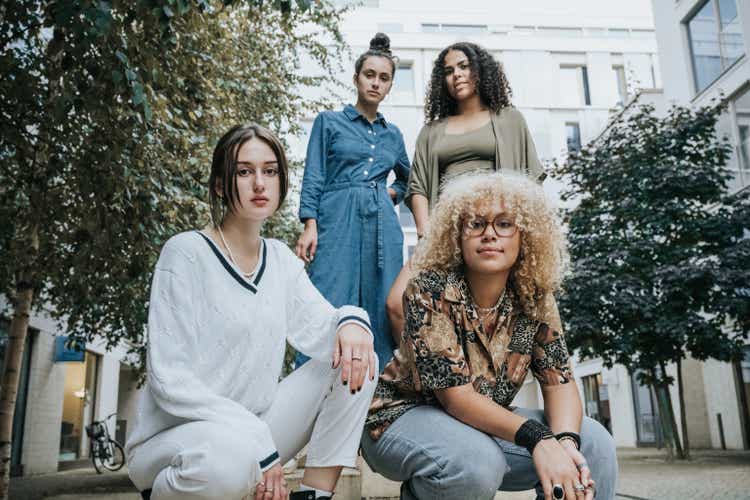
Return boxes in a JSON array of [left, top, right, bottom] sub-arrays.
[[296, 104, 410, 369]]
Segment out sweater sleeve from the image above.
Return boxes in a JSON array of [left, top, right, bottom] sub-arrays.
[[146, 239, 279, 471], [280, 243, 372, 362]]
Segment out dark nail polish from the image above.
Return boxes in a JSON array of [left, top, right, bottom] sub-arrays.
[[351, 390, 356, 395]]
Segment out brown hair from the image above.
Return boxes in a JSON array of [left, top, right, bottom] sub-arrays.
[[355, 32, 396, 76], [209, 123, 289, 226]]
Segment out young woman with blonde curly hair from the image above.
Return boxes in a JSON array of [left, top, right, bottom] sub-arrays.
[[362, 173, 617, 500]]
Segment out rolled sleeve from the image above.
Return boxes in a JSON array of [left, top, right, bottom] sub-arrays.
[[389, 130, 410, 205], [405, 125, 431, 209], [530, 323, 572, 386], [299, 113, 328, 222]]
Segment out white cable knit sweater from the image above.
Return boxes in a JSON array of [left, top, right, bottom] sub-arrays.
[[125, 231, 372, 471]]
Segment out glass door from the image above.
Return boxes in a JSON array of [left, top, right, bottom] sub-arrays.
[[59, 351, 99, 461]]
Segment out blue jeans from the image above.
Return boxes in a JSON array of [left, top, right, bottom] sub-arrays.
[[361, 406, 618, 500]]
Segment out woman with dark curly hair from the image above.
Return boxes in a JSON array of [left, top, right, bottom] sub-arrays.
[[386, 41, 545, 338]]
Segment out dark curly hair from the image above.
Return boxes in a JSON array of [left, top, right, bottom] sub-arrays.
[[424, 42, 512, 123]]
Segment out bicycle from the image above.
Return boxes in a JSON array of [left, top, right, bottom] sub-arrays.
[[85, 412, 125, 473]]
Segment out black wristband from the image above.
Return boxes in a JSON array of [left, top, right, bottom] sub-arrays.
[[555, 431, 581, 450], [514, 419, 554, 455]]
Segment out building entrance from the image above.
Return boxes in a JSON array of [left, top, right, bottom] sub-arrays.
[[59, 351, 99, 461]]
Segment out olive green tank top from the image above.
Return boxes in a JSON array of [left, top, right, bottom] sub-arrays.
[[436, 120, 496, 190]]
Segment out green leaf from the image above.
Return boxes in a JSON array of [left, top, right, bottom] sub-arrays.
[[132, 82, 144, 105], [115, 50, 129, 65]]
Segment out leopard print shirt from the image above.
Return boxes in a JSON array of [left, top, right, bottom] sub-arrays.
[[366, 269, 572, 440]]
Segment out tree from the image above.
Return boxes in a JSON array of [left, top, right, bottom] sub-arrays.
[[555, 101, 750, 460], [0, 0, 345, 494]]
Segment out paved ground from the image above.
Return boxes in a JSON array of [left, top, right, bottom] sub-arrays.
[[9, 448, 750, 499]]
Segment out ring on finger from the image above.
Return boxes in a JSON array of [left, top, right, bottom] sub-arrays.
[[576, 461, 589, 471], [552, 483, 565, 500], [352, 355, 363, 361], [574, 483, 585, 491]]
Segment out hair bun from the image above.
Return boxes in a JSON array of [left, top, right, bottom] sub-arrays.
[[369, 32, 392, 56]]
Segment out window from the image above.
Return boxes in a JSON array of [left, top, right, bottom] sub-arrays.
[[613, 65, 628, 105], [560, 66, 591, 106], [566, 122, 582, 152], [731, 86, 750, 191], [607, 28, 630, 38], [581, 374, 612, 434], [631, 29, 656, 38], [391, 63, 415, 101], [335, 0, 379, 6], [687, 0, 745, 93], [513, 25, 536, 36], [537, 27, 583, 38], [421, 23, 488, 34], [377, 23, 403, 33]]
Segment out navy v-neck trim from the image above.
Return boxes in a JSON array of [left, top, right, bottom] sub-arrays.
[[195, 231, 266, 293]]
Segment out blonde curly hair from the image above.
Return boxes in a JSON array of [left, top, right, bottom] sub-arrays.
[[411, 172, 569, 321]]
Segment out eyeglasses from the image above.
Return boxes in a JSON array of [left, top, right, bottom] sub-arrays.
[[462, 215, 518, 238]]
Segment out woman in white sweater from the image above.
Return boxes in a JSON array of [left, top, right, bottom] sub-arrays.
[[126, 124, 378, 500]]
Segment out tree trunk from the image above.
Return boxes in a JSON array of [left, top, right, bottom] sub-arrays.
[[676, 358, 691, 460], [0, 225, 38, 499], [659, 361, 685, 460], [650, 368, 674, 461]]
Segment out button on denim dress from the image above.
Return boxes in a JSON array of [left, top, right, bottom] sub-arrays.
[[297, 105, 410, 369]]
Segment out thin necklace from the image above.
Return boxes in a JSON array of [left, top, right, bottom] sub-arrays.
[[473, 289, 505, 320], [217, 225, 256, 279]]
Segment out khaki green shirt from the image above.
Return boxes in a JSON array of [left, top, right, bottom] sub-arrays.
[[406, 107, 545, 210]]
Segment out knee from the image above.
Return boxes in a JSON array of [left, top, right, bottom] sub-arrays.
[[415, 450, 505, 500], [581, 417, 617, 472], [185, 437, 257, 499]]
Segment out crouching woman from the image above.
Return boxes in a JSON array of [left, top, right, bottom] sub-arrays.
[[362, 172, 617, 500], [126, 123, 378, 500]]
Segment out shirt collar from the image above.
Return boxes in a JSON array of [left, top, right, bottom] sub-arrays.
[[444, 270, 514, 316], [343, 104, 388, 127]]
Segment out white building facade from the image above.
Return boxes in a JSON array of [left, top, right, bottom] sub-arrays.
[[1, 305, 140, 476], [649, 0, 750, 450]]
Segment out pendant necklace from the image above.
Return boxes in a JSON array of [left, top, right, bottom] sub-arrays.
[[217, 226, 256, 279]]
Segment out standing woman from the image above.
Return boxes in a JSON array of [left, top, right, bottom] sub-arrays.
[[296, 33, 410, 368], [126, 124, 378, 500], [386, 41, 545, 336]]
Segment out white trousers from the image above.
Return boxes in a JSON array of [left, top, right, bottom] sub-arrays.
[[128, 358, 378, 500]]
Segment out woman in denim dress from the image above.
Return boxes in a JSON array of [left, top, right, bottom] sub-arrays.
[[295, 33, 410, 368]]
